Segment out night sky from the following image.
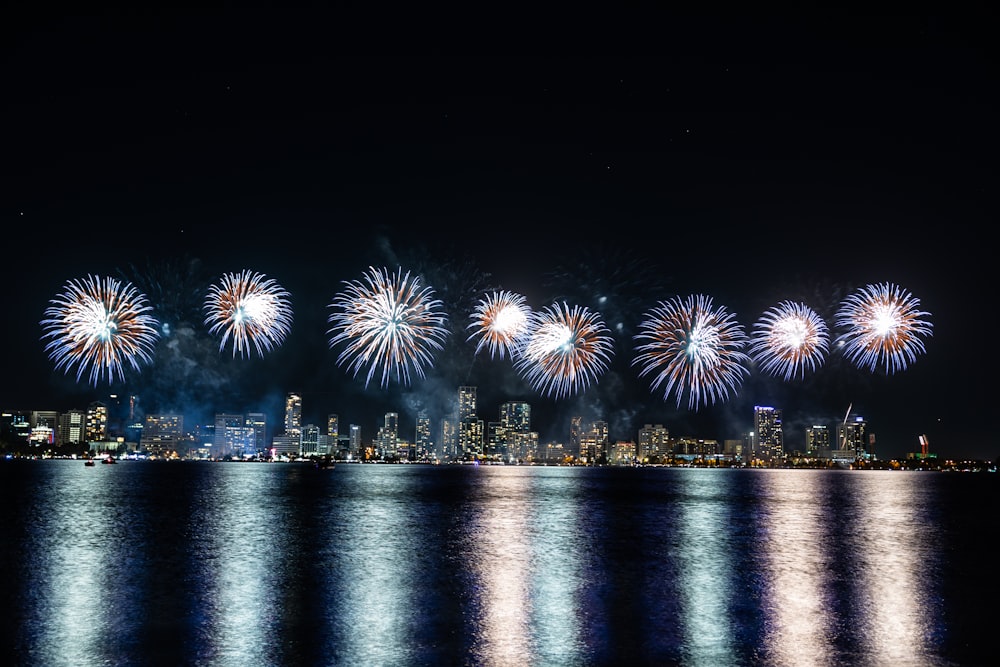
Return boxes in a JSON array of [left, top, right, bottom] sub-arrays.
[[4, 10, 995, 460]]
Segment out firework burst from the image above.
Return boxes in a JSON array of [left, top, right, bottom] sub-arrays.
[[467, 290, 532, 360], [40, 274, 160, 386], [834, 282, 932, 374], [632, 294, 750, 410], [513, 302, 614, 400], [327, 266, 450, 388], [204, 270, 293, 358], [749, 300, 830, 381]]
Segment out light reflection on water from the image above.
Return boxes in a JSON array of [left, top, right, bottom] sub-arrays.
[[1, 461, 982, 666], [675, 469, 739, 667], [757, 469, 837, 667], [849, 472, 941, 666]]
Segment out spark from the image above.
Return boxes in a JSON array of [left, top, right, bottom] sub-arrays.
[[834, 282, 932, 374], [40, 274, 160, 386], [327, 266, 450, 388], [204, 270, 293, 358], [632, 294, 750, 411], [749, 300, 830, 380], [514, 301, 614, 400], [467, 290, 532, 360]]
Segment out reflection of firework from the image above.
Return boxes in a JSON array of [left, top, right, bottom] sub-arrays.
[[40, 274, 160, 386], [632, 294, 750, 411], [467, 290, 531, 360], [514, 302, 614, 400], [327, 266, 450, 388], [204, 270, 293, 358], [749, 300, 829, 381], [835, 282, 932, 374]]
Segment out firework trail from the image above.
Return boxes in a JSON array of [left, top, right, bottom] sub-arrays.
[[513, 301, 615, 400], [749, 300, 830, 381], [204, 270, 293, 358], [327, 266, 450, 388], [467, 290, 532, 360], [40, 274, 160, 386], [632, 294, 750, 411], [834, 282, 932, 374]]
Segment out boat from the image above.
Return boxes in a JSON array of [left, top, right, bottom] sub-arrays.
[[101, 456, 117, 464], [84, 459, 96, 467]]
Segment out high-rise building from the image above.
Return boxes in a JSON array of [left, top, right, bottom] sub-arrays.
[[753, 406, 783, 462], [214, 413, 244, 458], [377, 412, 399, 458], [637, 423, 670, 460], [349, 424, 362, 457], [440, 418, 456, 460], [302, 424, 322, 455], [284, 392, 302, 437], [590, 420, 609, 462], [143, 414, 185, 457], [246, 412, 267, 456], [498, 401, 530, 460], [805, 424, 830, 458], [837, 416, 868, 461], [414, 410, 432, 460], [569, 416, 583, 460], [327, 414, 339, 441], [58, 409, 86, 446], [458, 386, 481, 457], [86, 402, 108, 442]]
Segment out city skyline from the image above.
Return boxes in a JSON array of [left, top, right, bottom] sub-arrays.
[[4, 384, 910, 463], [4, 14, 994, 460]]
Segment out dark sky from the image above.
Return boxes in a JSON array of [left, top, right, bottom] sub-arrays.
[[3, 10, 995, 460]]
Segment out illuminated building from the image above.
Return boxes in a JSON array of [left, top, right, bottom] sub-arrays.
[[753, 405, 783, 462], [86, 401, 108, 443], [637, 423, 669, 460], [284, 392, 302, 437], [458, 386, 481, 457]]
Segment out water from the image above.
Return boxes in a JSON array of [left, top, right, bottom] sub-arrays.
[[1, 460, 996, 666]]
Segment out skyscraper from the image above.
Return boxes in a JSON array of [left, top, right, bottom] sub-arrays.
[[637, 423, 670, 461], [838, 415, 868, 461], [377, 412, 399, 458], [754, 406, 783, 462], [458, 386, 481, 458], [498, 401, 530, 461], [415, 410, 432, 460], [284, 392, 302, 438], [246, 412, 267, 456], [86, 401, 108, 443]]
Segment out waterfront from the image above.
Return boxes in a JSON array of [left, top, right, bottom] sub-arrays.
[[1, 461, 997, 666]]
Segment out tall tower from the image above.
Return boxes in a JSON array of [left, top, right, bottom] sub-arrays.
[[754, 406, 783, 462], [499, 401, 530, 460], [377, 412, 399, 458], [805, 424, 830, 458], [458, 386, 480, 458], [284, 392, 302, 438], [350, 424, 362, 457], [327, 414, 339, 441], [246, 412, 267, 455], [569, 416, 583, 460], [214, 413, 244, 458], [415, 410, 432, 460], [86, 401, 108, 443], [838, 415, 868, 461]]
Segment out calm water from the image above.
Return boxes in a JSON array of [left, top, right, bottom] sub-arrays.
[[1, 461, 997, 667]]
